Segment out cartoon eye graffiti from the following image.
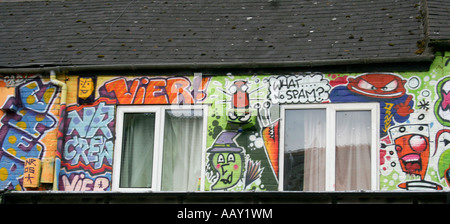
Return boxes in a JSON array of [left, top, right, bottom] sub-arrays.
[[381, 80, 398, 92], [240, 84, 248, 92], [395, 145, 403, 153], [409, 135, 428, 152], [217, 154, 225, 163], [227, 153, 235, 163], [229, 85, 238, 94], [358, 79, 376, 90]]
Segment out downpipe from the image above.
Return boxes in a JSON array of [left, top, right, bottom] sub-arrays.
[[49, 70, 67, 191]]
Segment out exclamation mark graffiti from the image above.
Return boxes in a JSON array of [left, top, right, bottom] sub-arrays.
[[192, 74, 211, 103]]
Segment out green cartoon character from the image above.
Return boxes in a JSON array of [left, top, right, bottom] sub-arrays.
[[208, 131, 245, 190]]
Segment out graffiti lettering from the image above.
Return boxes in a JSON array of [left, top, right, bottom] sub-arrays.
[[267, 73, 331, 104], [383, 103, 394, 132], [0, 74, 39, 87], [0, 78, 58, 190], [63, 99, 115, 174], [23, 158, 41, 187], [60, 172, 110, 191], [66, 101, 114, 139], [99, 76, 210, 104]]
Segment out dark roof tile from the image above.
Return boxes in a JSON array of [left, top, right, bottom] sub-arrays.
[[0, 0, 441, 68], [427, 0, 450, 40]]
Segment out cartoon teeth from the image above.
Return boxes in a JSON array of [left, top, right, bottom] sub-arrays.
[[402, 154, 420, 162]]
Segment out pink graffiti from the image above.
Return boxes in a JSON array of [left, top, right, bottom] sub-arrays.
[[441, 91, 450, 110], [60, 172, 109, 191]]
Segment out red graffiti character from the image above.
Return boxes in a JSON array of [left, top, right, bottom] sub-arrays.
[[231, 80, 250, 109], [347, 73, 407, 99], [390, 124, 443, 190], [228, 80, 251, 123]]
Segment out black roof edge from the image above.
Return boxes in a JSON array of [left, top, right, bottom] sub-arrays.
[[0, 55, 435, 75], [2, 190, 450, 204], [429, 40, 450, 51]]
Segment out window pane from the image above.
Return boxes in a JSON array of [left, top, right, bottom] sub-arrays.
[[335, 111, 371, 191], [284, 109, 326, 191], [162, 109, 203, 191], [120, 113, 156, 188]]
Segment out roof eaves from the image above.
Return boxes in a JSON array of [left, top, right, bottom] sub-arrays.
[[0, 55, 435, 74]]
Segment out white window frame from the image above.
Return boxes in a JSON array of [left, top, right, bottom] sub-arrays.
[[279, 103, 380, 191], [112, 104, 208, 192]]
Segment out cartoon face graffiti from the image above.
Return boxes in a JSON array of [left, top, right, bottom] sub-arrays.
[[230, 80, 250, 109], [210, 151, 244, 189], [389, 124, 430, 180], [78, 77, 96, 100], [228, 80, 251, 123], [347, 73, 407, 99], [207, 131, 245, 190]]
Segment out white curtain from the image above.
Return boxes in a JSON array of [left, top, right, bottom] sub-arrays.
[[120, 113, 155, 188], [284, 109, 371, 191], [335, 111, 371, 191], [161, 110, 203, 191], [303, 110, 326, 191]]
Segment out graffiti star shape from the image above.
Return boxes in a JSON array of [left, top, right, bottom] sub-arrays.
[[417, 99, 430, 111]]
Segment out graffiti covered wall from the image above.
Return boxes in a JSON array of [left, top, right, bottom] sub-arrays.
[[58, 75, 211, 191], [0, 52, 449, 192], [0, 75, 60, 190]]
